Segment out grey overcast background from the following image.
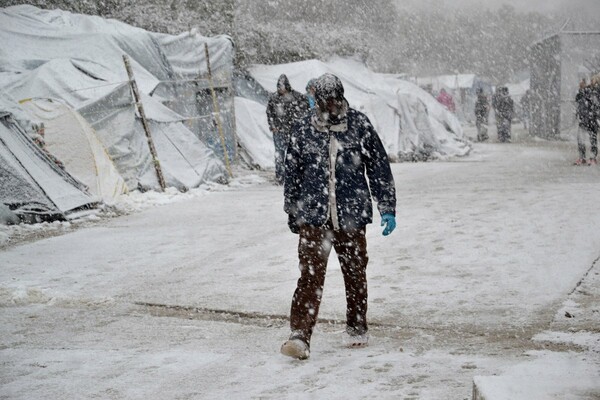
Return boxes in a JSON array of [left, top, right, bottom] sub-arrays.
[[397, 0, 600, 14]]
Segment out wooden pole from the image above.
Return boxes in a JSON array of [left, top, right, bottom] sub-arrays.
[[122, 54, 166, 191], [204, 43, 233, 178]]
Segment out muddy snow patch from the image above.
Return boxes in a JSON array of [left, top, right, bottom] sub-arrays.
[[0, 285, 115, 308]]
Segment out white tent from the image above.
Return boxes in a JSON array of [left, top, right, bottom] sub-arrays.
[[20, 98, 128, 204], [0, 111, 98, 221], [234, 97, 274, 169], [249, 58, 470, 161]]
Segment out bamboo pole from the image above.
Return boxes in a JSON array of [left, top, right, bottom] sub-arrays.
[[122, 54, 166, 191], [204, 43, 233, 178]]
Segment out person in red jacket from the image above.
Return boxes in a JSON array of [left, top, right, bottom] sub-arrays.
[[436, 88, 456, 113]]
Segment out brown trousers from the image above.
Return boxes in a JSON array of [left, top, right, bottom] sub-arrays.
[[289, 222, 369, 344]]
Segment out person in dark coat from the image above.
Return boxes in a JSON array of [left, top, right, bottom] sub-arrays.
[[280, 73, 397, 360], [574, 79, 599, 165], [493, 86, 514, 142], [266, 74, 309, 184], [474, 88, 489, 142]]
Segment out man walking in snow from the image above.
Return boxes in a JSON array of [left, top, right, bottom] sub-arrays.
[[474, 88, 489, 142], [266, 74, 309, 184], [493, 86, 514, 142], [281, 73, 397, 360], [574, 78, 599, 165]]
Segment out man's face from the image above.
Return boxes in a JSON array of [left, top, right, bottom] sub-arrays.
[[318, 97, 344, 118], [277, 82, 288, 95]]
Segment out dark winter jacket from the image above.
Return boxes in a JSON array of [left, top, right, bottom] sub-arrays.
[[266, 76, 309, 135], [284, 107, 396, 233], [576, 86, 599, 133], [495, 94, 514, 121], [474, 93, 489, 120]]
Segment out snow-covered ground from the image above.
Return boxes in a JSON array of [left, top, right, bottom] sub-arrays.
[[1, 127, 599, 399]]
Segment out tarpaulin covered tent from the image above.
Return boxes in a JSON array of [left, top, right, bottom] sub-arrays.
[[249, 58, 470, 162], [19, 98, 128, 204], [77, 84, 227, 191], [0, 111, 98, 221], [0, 5, 232, 190], [234, 97, 274, 169], [152, 30, 237, 164]]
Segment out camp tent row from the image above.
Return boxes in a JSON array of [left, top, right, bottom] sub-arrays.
[[0, 5, 235, 221], [248, 58, 470, 162]]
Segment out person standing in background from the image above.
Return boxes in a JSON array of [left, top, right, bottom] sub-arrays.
[[574, 79, 599, 165], [474, 88, 490, 142], [266, 74, 309, 184]]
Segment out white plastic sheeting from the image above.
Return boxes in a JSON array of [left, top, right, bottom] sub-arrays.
[[0, 114, 97, 219], [78, 84, 227, 191], [154, 30, 234, 81], [234, 97, 274, 169], [20, 98, 128, 204]]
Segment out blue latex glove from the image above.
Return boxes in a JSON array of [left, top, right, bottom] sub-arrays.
[[381, 214, 396, 236]]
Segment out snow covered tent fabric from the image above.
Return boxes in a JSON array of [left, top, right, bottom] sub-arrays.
[[249, 58, 470, 162], [234, 97, 274, 169], [0, 5, 234, 188], [77, 84, 228, 191], [151, 30, 237, 166], [19, 98, 128, 205], [227, 72, 274, 169], [0, 112, 98, 222]]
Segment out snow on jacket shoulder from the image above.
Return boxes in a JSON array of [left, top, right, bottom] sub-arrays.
[[266, 90, 310, 133], [284, 108, 396, 231]]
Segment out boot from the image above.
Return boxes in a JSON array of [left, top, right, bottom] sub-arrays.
[[281, 331, 310, 360]]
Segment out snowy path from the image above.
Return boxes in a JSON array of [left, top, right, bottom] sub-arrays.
[[1, 135, 600, 399]]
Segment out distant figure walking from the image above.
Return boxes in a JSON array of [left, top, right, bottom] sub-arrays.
[[574, 79, 599, 165], [436, 88, 456, 113], [266, 74, 309, 184], [492, 86, 514, 142], [474, 88, 489, 142]]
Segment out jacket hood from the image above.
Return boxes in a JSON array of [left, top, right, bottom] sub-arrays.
[[277, 74, 292, 92], [314, 73, 345, 103]]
